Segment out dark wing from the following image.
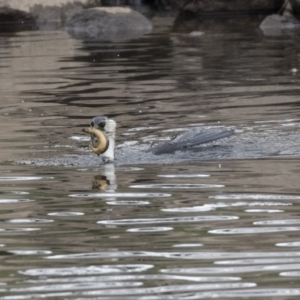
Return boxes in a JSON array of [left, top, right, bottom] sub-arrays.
[[147, 128, 235, 155]]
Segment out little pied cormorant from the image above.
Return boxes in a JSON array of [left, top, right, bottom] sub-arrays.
[[82, 116, 235, 163]]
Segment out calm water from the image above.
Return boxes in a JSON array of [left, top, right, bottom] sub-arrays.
[[1, 16, 300, 299]]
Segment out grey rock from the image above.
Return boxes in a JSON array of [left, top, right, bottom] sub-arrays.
[[0, 0, 100, 30], [260, 13, 300, 35], [169, 0, 284, 14], [66, 7, 152, 41], [290, 0, 300, 14], [189, 30, 204, 36]]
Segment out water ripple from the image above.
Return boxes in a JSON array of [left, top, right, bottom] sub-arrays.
[[76, 282, 256, 296], [69, 135, 90, 142], [118, 167, 144, 171], [241, 202, 291, 206], [25, 274, 241, 283], [20, 264, 153, 276], [0, 228, 40, 232], [11, 281, 142, 292], [163, 202, 291, 213], [47, 212, 84, 217], [130, 184, 224, 189], [98, 215, 238, 225], [209, 227, 300, 234], [1, 292, 71, 299], [210, 194, 300, 200], [138, 288, 300, 299], [127, 227, 173, 232], [162, 206, 215, 212], [281, 271, 300, 277], [158, 174, 210, 178], [161, 263, 300, 274], [215, 257, 300, 265], [245, 209, 283, 213], [128, 126, 161, 132], [46, 250, 299, 260], [172, 244, 203, 248], [107, 201, 150, 206], [0, 176, 53, 181], [276, 241, 300, 247], [10, 191, 29, 195], [69, 193, 171, 198], [7, 219, 53, 224], [254, 219, 300, 225], [8, 250, 52, 255], [0, 199, 33, 203]]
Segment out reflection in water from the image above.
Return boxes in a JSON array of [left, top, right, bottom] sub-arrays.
[[92, 163, 117, 191], [1, 16, 300, 300]]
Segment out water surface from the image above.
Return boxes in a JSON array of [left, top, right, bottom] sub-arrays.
[[1, 16, 300, 299]]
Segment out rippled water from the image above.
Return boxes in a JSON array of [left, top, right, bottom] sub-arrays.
[[1, 16, 300, 299]]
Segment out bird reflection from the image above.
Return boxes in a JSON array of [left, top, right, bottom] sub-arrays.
[[92, 163, 117, 191]]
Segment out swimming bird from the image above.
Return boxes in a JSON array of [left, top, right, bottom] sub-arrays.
[[83, 116, 235, 163]]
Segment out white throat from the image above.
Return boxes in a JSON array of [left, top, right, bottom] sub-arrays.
[[101, 119, 116, 163]]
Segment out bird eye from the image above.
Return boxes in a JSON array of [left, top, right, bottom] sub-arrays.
[[98, 121, 106, 128], [91, 121, 94, 127]]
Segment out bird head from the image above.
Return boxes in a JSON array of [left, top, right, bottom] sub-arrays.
[[90, 116, 116, 136]]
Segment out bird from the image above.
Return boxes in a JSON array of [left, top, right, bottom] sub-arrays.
[[82, 116, 116, 163], [83, 115, 235, 164]]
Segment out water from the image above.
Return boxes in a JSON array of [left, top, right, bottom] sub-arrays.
[[1, 15, 300, 299]]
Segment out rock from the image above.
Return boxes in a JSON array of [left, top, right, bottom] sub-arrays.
[[260, 13, 300, 35], [189, 30, 204, 36], [290, 0, 300, 14], [0, 0, 100, 30], [173, 13, 263, 34], [169, 0, 284, 14], [0, 7, 36, 31], [66, 7, 153, 41]]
